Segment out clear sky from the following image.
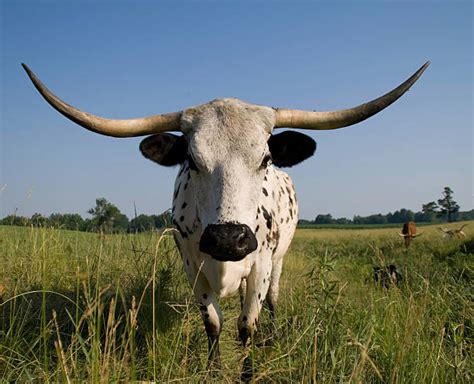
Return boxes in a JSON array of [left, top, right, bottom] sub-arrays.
[[1, 0, 472, 220]]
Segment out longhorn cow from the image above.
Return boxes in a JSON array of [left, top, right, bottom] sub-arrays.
[[399, 221, 422, 247], [22, 62, 429, 368]]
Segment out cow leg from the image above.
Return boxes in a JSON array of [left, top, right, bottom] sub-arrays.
[[199, 292, 223, 368], [265, 255, 283, 321], [238, 255, 272, 346], [239, 278, 247, 310], [191, 271, 223, 368], [177, 244, 223, 368]]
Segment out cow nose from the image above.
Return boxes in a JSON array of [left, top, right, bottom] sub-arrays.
[[199, 223, 258, 262]]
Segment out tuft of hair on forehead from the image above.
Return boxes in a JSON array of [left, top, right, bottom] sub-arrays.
[[180, 98, 276, 137]]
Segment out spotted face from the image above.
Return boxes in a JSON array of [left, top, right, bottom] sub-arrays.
[[140, 98, 316, 261]]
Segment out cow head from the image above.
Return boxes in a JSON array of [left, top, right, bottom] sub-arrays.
[[139, 99, 316, 261], [22, 62, 429, 261]]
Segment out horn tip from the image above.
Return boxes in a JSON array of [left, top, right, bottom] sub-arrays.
[[419, 61, 431, 73], [21, 63, 33, 76]]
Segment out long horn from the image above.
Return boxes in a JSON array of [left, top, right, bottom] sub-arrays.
[[22, 64, 181, 137], [275, 61, 430, 130]]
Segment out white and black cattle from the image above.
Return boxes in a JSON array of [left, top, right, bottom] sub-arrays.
[[22, 61, 429, 367]]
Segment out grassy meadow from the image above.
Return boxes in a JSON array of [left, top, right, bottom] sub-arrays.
[[0, 222, 472, 382]]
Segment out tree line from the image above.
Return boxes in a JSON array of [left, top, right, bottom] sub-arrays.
[[300, 187, 473, 225], [1, 187, 471, 232], [0, 198, 172, 233]]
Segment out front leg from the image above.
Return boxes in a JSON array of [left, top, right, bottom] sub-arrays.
[[237, 254, 272, 346], [200, 290, 223, 368], [176, 236, 223, 368]]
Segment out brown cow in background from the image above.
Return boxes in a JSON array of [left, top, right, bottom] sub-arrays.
[[399, 221, 421, 247]]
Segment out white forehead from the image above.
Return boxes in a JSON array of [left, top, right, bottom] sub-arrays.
[[180, 98, 276, 164]]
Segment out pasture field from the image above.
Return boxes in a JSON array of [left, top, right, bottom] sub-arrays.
[[0, 222, 472, 383]]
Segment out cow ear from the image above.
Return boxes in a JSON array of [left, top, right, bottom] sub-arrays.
[[268, 131, 316, 167], [139, 133, 187, 166]]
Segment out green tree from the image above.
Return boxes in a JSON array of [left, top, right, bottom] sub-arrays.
[[152, 209, 173, 228], [420, 201, 439, 222], [437, 187, 460, 222], [314, 214, 333, 224], [130, 214, 155, 233], [87, 198, 128, 233], [31, 213, 47, 227], [1, 215, 29, 226], [48, 213, 85, 230]]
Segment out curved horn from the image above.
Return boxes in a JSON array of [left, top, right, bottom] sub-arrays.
[[22, 64, 181, 137], [275, 61, 430, 130]]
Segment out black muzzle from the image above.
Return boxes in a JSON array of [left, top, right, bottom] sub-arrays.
[[199, 223, 258, 262]]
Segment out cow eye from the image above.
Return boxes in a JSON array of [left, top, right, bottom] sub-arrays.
[[187, 154, 199, 171], [260, 154, 272, 169]]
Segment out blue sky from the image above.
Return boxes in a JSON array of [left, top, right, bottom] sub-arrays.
[[1, 0, 472, 220]]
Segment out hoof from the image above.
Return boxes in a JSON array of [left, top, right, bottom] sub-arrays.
[[241, 355, 254, 383], [239, 326, 249, 347]]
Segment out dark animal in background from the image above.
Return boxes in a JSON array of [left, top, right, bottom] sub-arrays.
[[399, 221, 422, 247], [22, 61, 428, 370], [373, 265, 402, 288]]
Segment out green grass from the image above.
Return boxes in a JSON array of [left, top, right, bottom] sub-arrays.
[[0, 223, 472, 382]]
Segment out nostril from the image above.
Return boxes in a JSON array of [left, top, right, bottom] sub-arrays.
[[233, 230, 247, 241]]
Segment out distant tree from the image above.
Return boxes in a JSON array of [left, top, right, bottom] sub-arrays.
[[367, 214, 388, 224], [31, 213, 47, 227], [1, 215, 29, 226], [437, 187, 460, 222], [314, 214, 333, 224], [420, 201, 438, 222], [458, 209, 474, 221], [387, 209, 415, 223], [130, 214, 155, 232], [334, 217, 351, 225], [113, 213, 129, 232], [48, 213, 85, 230], [87, 198, 129, 233], [152, 210, 173, 228]]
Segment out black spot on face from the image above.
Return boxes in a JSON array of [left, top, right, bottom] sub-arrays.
[[258, 293, 261, 299], [261, 206, 272, 230], [180, 216, 184, 222], [243, 316, 247, 322], [203, 293, 208, 300], [255, 225, 260, 233], [262, 188, 268, 196], [181, 202, 187, 209]]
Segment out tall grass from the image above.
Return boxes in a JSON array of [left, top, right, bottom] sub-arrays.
[[0, 223, 472, 382]]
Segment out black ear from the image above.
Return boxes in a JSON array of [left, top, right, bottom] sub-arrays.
[[139, 133, 187, 166], [268, 131, 316, 167]]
